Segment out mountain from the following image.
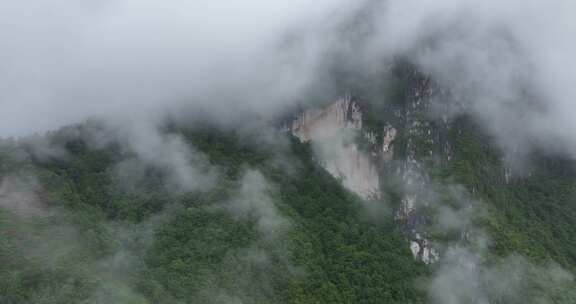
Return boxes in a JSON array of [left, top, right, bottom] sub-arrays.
[[1, 64, 576, 304]]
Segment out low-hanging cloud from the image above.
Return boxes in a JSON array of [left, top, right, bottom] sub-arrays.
[[112, 115, 218, 193], [361, 0, 576, 165], [3, 2, 576, 303], [226, 170, 290, 240], [3, 0, 576, 169], [394, 168, 576, 303], [0, 0, 364, 137], [0, 172, 172, 303]]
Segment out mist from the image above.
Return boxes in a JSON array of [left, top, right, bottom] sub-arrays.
[[2, 0, 576, 303], [0, 172, 172, 303], [359, 0, 576, 165], [0, 0, 363, 137], [3, 0, 575, 167], [394, 169, 576, 303]]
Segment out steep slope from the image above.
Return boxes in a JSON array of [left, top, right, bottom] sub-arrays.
[[1, 64, 576, 303], [288, 67, 450, 264], [290, 96, 380, 199], [290, 62, 576, 280], [0, 123, 426, 304]]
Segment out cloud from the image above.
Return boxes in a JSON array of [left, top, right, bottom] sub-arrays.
[[0, 171, 177, 303], [3, 0, 576, 169], [0, 174, 50, 218], [201, 170, 300, 303], [429, 247, 575, 304], [0, 0, 363, 137], [361, 0, 576, 164], [406, 174, 576, 303], [3, 1, 576, 301], [226, 170, 290, 239], [113, 116, 218, 193]]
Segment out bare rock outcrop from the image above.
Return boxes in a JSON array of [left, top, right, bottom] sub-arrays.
[[291, 96, 380, 199]]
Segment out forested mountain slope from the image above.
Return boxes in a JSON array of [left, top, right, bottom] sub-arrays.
[[2, 0, 576, 303], [0, 123, 426, 304], [3, 58, 576, 303]]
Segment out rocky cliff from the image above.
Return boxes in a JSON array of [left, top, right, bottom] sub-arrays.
[[288, 68, 459, 264], [290, 96, 381, 200]]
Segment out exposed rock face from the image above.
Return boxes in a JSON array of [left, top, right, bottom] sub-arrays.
[[394, 163, 439, 264], [292, 96, 362, 141], [382, 124, 397, 161], [390, 72, 450, 265], [289, 89, 441, 264], [288, 68, 455, 264], [410, 234, 439, 265], [322, 143, 381, 200], [291, 97, 380, 199]]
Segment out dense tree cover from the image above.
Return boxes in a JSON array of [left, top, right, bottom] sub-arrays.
[[441, 118, 576, 271], [0, 124, 426, 303], [2, 78, 576, 303]]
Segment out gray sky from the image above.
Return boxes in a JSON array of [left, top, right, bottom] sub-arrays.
[[2, 0, 576, 164], [365, 0, 576, 161], [0, 0, 358, 136]]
